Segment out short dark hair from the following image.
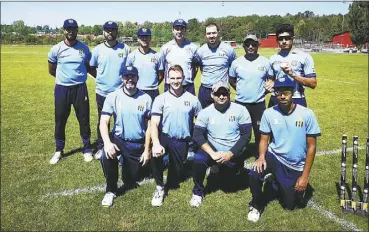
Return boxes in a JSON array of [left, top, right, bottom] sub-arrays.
[[168, 64, 184, 76], [205, 22, 219, 33], [276, 24, 294, 37]]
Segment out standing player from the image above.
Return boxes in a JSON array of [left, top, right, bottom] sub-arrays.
[[189, 80, 252, 207], [229, 34, 274, 157], [159, 19, 199, 95], [269, 23, 317, 108], [150, 65, 202, 207], [195, 22, 237, 108], [89, 21, 131, 160], [99, 66, 152, 207], [247, 77, 320, 222], [127, 28, 163, 101], [48, 19, 93, 164]]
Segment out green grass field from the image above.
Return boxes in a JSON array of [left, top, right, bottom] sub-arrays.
[[1, 45, 368, 231]]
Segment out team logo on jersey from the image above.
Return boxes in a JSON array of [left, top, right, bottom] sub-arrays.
[[184, 101, 190, 106], [295, 120, 304, 127], [151, 57, 157, 63], [219, 52, 226, 57], [79, 49, 84, 56], [258, 66, 266, 71], [138, 104, 145, 111], [118, 52, 125, 58], [229, 115, 236, 122], [291, 60, 298, 67]]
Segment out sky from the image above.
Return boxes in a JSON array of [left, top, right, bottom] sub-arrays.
[[1, 1, 350, 28]]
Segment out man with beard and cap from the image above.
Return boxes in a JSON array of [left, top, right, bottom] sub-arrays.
[[150, 65, 202, 207], [229, 34, 274, 158], [159, 19, 199, 95], [247, 76, 320, 222], [89, 21, 131, 160], [189, 80, 252, 207], [194, 22, 237, 109], [99, 65, 152, 207], [48, 18, 93, 164], [268, 23, 317, 108], [127, 27, 163, 101]]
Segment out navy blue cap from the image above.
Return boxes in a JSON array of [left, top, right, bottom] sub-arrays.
[[173, 19, 187, 28], [122, 66, 138, 76], [63, 19, 78, 28], [137, 27, 151, 36], [103, 21, 118, 30], [273, 75, 295, 89]]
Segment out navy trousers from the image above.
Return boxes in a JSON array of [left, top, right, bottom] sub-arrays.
[[151, 133, 189, 188], [54, 83, 91, 152], [248, 151, 305, 211], [101, 136, 146, 194], [164, 83, 195, 95], [198, 85, 213, 109]]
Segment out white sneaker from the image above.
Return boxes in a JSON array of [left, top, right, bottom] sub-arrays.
[[50, 151, 62, 165], [189, 194, 203, 207], [247, 206, 261, 222], [83, 152, 93, 162], [94, 149, 103, 160], [101, 192, 116, 207], [263, 173, 273, 182], [151, 186, 165, 207]]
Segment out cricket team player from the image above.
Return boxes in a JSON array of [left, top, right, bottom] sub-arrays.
[[89, 21, 131, 160], [229, 34, 274, 157], [195, 22, 237, 108], [269, 23, 317, 108], [247, 77, 320, 222], [159, 19, 199, 95], [48, 19, 93, 164], [127, 28, 164, 101], [99, 66, 152, 207], [190, 80, 252, 207], [150, 64, 202, 207]]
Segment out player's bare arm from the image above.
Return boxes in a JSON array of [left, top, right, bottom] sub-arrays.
[[151, 115, 165, 157], [48, 62, 57, 77], [254, 133, 269, 173], [281, 65, 317, 89], [295, 136, 317, 192], [140, 119, 152, 166], [100, 114, 120, 159]]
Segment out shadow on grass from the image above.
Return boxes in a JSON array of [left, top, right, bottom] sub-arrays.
[[62, 141, 98, 158]]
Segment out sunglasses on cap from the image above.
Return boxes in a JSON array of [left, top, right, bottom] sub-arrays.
[[277, 36, 292, 42], [213, 90, 229, 97], [244, 41, 259, 47]]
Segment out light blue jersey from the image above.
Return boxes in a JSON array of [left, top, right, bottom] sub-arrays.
[[195, 42, 237, 88], [270, 48, 316, 98], [229, 55, 273, 103], [260, 104, 321, 171], [159, 39, 198, 85], [195, 103, 251, 151], [151, 90, 202, 139], [126, 48, 161, 90], [48, 40, 91, 86], [101, 89, 152, 141], [90, 42, 130, 97]]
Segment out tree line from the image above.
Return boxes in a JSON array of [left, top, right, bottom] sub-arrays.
[[1, 2, 368, 47]]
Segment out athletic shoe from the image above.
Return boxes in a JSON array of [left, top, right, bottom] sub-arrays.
[[50, 151, 62, 165], [247, 206, 260, 222], [83, 152, 93, 162], [101, 192, 116, 207], [189, 194, 203, 207], [263, 173, 273, 182], [151, 185, 165, 207], [94, 149, 103, 160]]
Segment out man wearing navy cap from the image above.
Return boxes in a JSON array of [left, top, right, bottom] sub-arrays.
[[89, 21, 131, 160], [189, 80, 252, 207], [127, 28, 163, 101], [247, 76, 320, 222], [158, 19, 199, 95], [48, 19, 94, 164], [99, 65, 152, 207]]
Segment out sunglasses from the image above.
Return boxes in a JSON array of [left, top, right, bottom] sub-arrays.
[[244, 41, 259, 47], [277, 36, 292, 42], [213, 91, 229, 97], [275, 90, 293, 96]]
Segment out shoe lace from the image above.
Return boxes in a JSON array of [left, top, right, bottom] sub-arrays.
[[153, 189, 163, 198]]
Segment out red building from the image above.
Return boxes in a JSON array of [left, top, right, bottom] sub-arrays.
[[332, 31, 355, 47], [259, 33, 278, 48]]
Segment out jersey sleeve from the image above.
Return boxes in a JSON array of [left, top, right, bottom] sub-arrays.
[[238, 106, 252, 126], [84, 46, 92, 65], [194, 110, 207, 128], [266, 59, 274, 79], [145, 95, 153, 119], [126, 52, 134, 66], [151, 95, 164, 116], [101, 93, 115, 116], [155, 52, 162, 71], [259, 111, 271, 134], [193, 98, 203, 117], [89, 46, 99, 67], [304, 53, 316, 78], [47, 44, 58, 64], [193, 48, 202, 66], [158, 46, 166, 71], [228, 47, 237, 65], [228, 61, 237, 79], [305, 110, 321, 136]]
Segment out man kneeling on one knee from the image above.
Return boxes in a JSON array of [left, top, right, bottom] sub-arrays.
[[247, 76, 321, 222], [189, 80, 252, 207]]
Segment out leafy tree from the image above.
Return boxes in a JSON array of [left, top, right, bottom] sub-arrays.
[[347, 1, 369, 46]]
